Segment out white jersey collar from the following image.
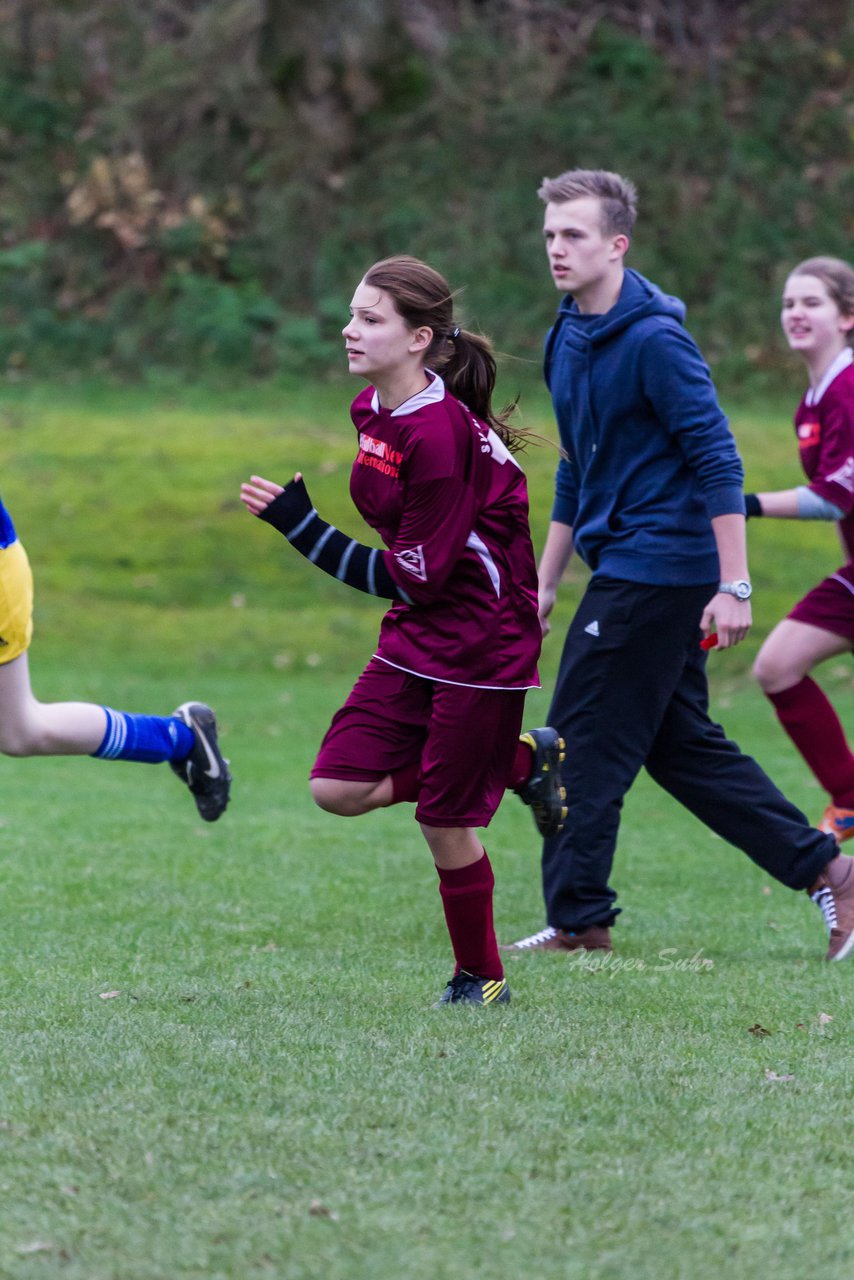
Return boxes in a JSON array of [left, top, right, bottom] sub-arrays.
[[806, 347, 854, 406], [370, 371, 446, 417]]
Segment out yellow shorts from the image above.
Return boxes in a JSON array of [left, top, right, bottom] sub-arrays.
[[0, 539, 34, 664]]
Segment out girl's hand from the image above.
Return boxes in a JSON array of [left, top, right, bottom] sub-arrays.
[[240, 473, 301, 516]]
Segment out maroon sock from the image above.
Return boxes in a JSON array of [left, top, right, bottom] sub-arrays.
[[507, 739, 533, 790], [436, 851, 503, 981], [388, 762, 421, 805], [767, 678, 854, 807]]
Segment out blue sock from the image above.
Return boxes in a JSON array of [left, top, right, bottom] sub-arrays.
[[92, 708, 195, 764]]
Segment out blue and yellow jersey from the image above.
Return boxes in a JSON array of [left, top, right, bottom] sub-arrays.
[[0, 496, 17, 549]]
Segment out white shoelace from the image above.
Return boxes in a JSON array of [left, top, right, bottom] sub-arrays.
[[511, 926, 557, 949], [811, 885, 838, 933]]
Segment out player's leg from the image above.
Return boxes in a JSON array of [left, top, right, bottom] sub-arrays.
[[754, 585, 854, 840], [417, 685, 524, 1006], [0, 651, 108, 755], [309, 659, 430, 816], [0, 655, 231, 819], [645, 644, 849, 957], [0, 541, 229, 818], [505, 579, 712, 954], [0, 540, 103, 753], [309, 775, 393, 815]]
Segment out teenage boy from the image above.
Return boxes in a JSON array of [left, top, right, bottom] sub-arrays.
[[503, 168, 854, 962]]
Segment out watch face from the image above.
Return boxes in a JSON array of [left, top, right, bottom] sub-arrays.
[[735, 581, 752, 600]]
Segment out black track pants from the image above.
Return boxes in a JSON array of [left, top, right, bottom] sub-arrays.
[[542, 577, 837, 931]]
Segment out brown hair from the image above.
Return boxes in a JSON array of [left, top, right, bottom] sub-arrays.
[[537, 168, 637, 239], [363, 255, 524, 451], [788, 256, 854, 348]]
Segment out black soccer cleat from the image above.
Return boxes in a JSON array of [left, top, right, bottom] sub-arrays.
[[434, 971, 510, 1006], [170, 701, 232, 822], [514, 726, 567, 837]]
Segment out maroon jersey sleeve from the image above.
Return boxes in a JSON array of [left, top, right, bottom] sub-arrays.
[[804, 384, 854, 515]]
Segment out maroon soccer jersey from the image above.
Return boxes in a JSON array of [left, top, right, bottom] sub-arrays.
[[348, 373, 541, 689], [795, 350, 854, 560]]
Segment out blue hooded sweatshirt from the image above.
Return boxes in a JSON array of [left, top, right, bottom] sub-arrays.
[[545, 268, 745, 586]]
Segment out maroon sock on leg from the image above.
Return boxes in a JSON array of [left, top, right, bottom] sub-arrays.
[[436, 851, 503, 981], [767, 678, 854, 807]]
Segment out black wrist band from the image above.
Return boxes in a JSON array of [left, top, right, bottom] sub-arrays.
[[258, 477, 313, 536], [744, 493, 763, 519], [258, 476, 410, 603]]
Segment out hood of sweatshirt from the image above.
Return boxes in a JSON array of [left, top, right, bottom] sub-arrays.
[[554, 268, 686, 348]]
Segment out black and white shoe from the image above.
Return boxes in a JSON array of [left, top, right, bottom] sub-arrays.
[[514, 727, 567, 837], [170, 702, 232, 822], [434, 971, 510, 1006]]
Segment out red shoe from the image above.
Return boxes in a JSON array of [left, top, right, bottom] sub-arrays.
[[819, 805, 854, 844]]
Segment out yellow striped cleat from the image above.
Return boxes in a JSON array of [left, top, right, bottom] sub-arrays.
[[434, 971, 510, 1006]]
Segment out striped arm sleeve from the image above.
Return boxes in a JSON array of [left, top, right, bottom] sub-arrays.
[[258, 477, 412, 603]]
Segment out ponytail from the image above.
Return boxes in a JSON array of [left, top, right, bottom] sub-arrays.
[[363, 254, 530, 453], [432, 327, 526, 452]]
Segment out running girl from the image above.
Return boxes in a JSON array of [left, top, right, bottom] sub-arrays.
[[750, 256, 854, 842], [241, 255, 564, 1006]]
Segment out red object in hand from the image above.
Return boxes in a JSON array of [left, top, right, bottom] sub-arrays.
[[700, 632, 718, 651]]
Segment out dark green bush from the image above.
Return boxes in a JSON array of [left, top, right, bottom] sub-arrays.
[[0, 6, 850, 388]]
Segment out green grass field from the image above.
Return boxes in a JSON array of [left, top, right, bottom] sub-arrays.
[[0, 379, 852, 1279]]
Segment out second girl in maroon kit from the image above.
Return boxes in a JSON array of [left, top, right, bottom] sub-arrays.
[[240, 255, 565, 1007]]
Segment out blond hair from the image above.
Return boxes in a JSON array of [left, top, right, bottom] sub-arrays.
[[537, 168, 637, 238]]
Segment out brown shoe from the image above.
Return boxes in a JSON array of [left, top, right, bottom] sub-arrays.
[[500, 924, 612, 953], [808, 855, 854, 961]]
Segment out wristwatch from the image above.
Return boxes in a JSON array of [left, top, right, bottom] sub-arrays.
[[718, 580, 752, 601]]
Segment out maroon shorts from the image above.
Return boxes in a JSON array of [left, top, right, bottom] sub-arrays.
[[788, 564, 854, 645], [311, 657, 527, 828]]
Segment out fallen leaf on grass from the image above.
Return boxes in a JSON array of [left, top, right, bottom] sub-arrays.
[[764, 1070, 795, 1082], [748, 1023, 770, 1037], [309, 1200, 339, 1220], [16, 1241, 53, 1255], [98, 990, 121, 1000], [818, 1012, 833, 1025]]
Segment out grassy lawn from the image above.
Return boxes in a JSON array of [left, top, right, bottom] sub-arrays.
[[0, 380, 851, 1279]]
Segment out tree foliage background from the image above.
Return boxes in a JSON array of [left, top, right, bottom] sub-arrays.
[[0, 0, 851, 382]]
